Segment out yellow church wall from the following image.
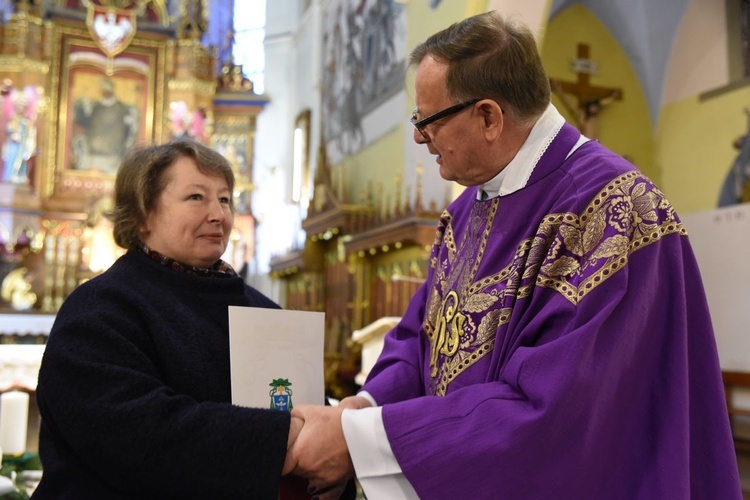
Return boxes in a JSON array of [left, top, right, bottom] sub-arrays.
[[541, 2, 749, 216], [657, 87, 750, 214], [341, 128, 405, 207], [656, 0, 748, 215], [541, 4, 658, 184], [335, 1, 747, 216], [487, 0, 551, 41], [404, 0, 479, 50]]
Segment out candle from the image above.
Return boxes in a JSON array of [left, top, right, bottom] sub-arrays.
[[0, 390, 29, 456]]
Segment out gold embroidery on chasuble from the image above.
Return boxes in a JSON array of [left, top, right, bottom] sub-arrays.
[[535, 172, 684, 303], [423, 172, 685, 396], [425, 200, 508, 396]]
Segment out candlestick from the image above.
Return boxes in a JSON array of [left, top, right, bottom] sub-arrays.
[[0, 390, 29, 456]]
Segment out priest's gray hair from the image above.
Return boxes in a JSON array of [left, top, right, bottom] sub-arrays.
[[409, 10, 550, 124]]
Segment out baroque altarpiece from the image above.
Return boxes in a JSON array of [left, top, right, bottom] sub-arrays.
[[0, 0, 264, 333]]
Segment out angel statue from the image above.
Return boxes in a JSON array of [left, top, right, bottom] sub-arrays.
[[2, 87, 40, 185]]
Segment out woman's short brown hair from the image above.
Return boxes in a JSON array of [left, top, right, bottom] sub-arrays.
[[109, 139, 236, 250]]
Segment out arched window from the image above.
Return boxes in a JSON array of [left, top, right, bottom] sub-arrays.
[[233, 0, 266, 93]]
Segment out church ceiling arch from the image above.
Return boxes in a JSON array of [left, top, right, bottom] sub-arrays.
[[550, 0, 691, 125]]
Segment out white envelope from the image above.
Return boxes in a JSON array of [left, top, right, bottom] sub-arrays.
[[228, 306, 325, 410]]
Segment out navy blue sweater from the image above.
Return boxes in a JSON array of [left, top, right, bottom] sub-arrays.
[[34, 250, 289, 499]]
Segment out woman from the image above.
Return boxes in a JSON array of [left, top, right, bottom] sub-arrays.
[[33, 140, 301, 499]]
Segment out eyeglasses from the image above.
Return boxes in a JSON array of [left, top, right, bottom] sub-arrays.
[[410, 99, 481, 139]]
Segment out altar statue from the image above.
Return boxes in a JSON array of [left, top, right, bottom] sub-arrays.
[[2, 94, 37, 185], [1, 267, 37, 311]]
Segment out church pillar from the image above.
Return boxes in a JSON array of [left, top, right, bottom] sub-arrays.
[[211, 60, 268, 274]]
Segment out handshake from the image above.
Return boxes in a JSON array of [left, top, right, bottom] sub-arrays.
[[282, 395, 372, 499]]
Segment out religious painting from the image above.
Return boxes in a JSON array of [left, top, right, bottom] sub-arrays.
[[322, 0, 407, 164], [60, 40, 151, 175], [51, 31, 163, 194]]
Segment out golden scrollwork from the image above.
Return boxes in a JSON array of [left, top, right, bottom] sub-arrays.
[[0, 56, 49, 73], [1, 267, 37, 311], [167, 78, 216, 97]]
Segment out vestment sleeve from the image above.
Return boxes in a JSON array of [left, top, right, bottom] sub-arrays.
[[362, 230, 737, 498], [342, 407, 418, 499]]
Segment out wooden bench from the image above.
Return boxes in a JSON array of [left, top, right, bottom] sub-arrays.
[[722, 370, 750, 454]]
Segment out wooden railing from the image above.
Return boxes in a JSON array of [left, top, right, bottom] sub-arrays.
[[722, 370, 750, 454]]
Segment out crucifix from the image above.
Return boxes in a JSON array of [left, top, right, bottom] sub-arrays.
[[550, 43, 623, 139]]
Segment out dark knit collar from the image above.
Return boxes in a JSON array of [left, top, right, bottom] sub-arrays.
[[137, 244, 237, 278]]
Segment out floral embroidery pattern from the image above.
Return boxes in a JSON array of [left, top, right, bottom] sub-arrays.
[[535, 172, 685, 304]]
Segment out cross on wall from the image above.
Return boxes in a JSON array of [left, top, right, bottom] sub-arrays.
[[549, 43, 623, 138]]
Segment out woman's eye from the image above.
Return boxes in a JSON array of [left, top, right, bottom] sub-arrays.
[[189, 194, 202, 200], [220, 197, 231, 204]]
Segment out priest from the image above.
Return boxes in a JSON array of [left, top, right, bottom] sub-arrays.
[[285, 10, 742, 500]]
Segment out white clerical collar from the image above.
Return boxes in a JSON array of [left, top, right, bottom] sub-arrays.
[[478, 104, 586, 200]]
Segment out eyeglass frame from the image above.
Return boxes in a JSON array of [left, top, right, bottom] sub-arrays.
[[410, 98, 482, 138]]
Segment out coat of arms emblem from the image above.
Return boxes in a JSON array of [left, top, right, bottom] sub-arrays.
[[269, 378, 293, 411], [86, 3, 138, 58]]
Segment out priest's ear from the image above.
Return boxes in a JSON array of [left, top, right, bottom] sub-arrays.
[[477, 99, 503, 140]]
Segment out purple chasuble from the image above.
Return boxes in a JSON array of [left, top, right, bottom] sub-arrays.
[[362, 123, 741, 499]]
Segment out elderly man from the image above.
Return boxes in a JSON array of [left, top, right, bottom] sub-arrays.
[[285, 11, 742, 500]]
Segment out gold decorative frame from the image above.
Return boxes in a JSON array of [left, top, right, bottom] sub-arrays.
[[44, 25, 166, 198]]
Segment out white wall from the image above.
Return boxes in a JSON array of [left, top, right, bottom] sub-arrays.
[[680, 203, 750, 373], [249, 0, 301, 300], [662, 0, 729, 106], [249, 0, 325, 303]]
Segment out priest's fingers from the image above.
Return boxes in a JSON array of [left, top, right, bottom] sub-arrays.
[[337, 395, 372, 410], [290, 404, 353, 487]]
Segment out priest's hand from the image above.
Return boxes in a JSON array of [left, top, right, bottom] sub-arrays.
[[337, 395, 372, 410], [287, 404, 353, 492], [282, 414, 304, 475]]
